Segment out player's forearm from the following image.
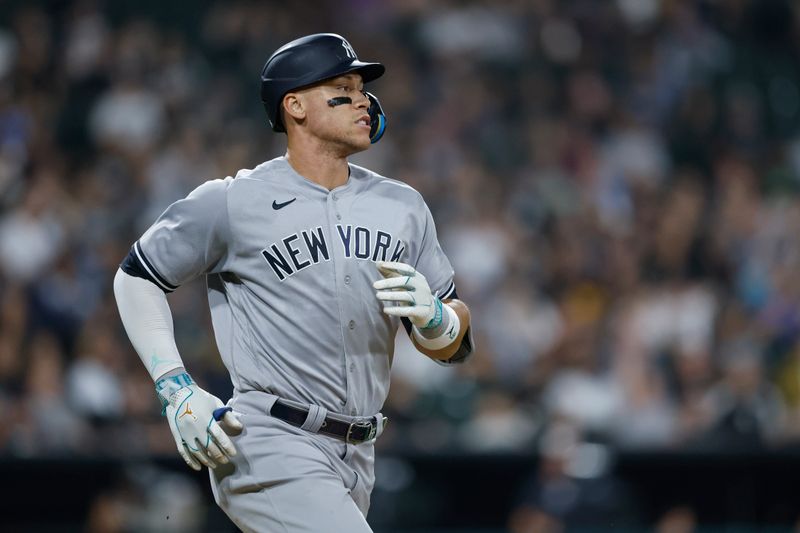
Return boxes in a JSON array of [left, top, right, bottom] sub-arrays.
[[412, 299, 471, 360], [113, 268, 186, 380]]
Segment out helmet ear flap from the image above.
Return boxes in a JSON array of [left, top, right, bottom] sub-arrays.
[[366, 92, 386, 144]]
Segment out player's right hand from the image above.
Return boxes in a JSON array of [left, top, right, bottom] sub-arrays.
[[157, 372, 244, 471]]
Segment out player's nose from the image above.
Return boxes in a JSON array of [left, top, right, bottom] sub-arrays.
[[354, 90, 370, 109]]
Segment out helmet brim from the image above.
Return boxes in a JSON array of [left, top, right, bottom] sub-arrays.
[[347, 61, 385, 83], [312, 60, 384, 87]]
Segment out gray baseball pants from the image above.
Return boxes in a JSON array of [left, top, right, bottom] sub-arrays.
[[210, 389, 375, 532]]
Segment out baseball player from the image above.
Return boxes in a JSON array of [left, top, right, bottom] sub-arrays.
[[113, 33, 473, 532]]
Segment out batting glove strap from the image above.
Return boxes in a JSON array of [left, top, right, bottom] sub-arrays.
[[155, 371, 195, 414], [421, 297, 444, 330]]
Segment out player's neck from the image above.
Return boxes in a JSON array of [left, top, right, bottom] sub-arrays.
[[285, 144, 349, 191]]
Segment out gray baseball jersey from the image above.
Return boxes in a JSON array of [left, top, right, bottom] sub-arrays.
[[131, 156, 456, 416]]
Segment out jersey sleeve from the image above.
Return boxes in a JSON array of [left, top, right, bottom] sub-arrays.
[[124, 179, 231, 291], [413, 201, 456, 299]]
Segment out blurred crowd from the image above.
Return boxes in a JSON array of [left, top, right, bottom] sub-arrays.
[[1, 0, 800, 483]]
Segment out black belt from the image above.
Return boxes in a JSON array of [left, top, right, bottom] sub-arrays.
[[270, 400, 380, 444]]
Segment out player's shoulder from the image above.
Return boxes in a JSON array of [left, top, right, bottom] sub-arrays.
[[349, 163, 426, 205], [187, 175, 235, 199], [193, 158, 284, 200], [233, 157, 292, 185]]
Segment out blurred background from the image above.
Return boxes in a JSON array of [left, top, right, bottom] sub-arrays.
[[1, 0, 800, 531]]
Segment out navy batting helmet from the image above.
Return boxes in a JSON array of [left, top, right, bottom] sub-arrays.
[[260, 33, 386, 138]]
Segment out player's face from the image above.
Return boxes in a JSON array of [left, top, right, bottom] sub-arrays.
[[302, 73, 372, 154]]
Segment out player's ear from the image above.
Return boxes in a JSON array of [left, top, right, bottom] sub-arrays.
[[282, 92, 306, 125]]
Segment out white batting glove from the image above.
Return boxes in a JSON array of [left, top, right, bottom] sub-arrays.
[[373, 261, 443, 329], [156, 372, 244, 471]]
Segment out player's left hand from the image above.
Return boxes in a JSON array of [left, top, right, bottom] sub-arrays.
[[373, 261, 443, 329], [158, 374, 244, 471]]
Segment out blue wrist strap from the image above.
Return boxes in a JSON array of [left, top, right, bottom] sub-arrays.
[[155, 372, 194, 415], [422, 298, 444, 329]]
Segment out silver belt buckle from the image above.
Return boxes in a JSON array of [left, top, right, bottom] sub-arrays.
[[346, 418, 376, 444]]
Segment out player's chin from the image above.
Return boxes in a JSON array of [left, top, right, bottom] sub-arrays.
[[343, 133, 372, 154]]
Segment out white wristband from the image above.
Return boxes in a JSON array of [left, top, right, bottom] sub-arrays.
[[412, 304, 460, 350]]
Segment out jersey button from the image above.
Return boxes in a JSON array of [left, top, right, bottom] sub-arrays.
[[344, 275, 351, 284], [348, 320, 355, 329], [336, 214, 342, 220], [350, 363, 356, 372], [332, 194, 338, 201]]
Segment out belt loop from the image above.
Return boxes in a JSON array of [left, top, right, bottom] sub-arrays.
[[371, 413, 387, 442], [300, 404, 328, 433]]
